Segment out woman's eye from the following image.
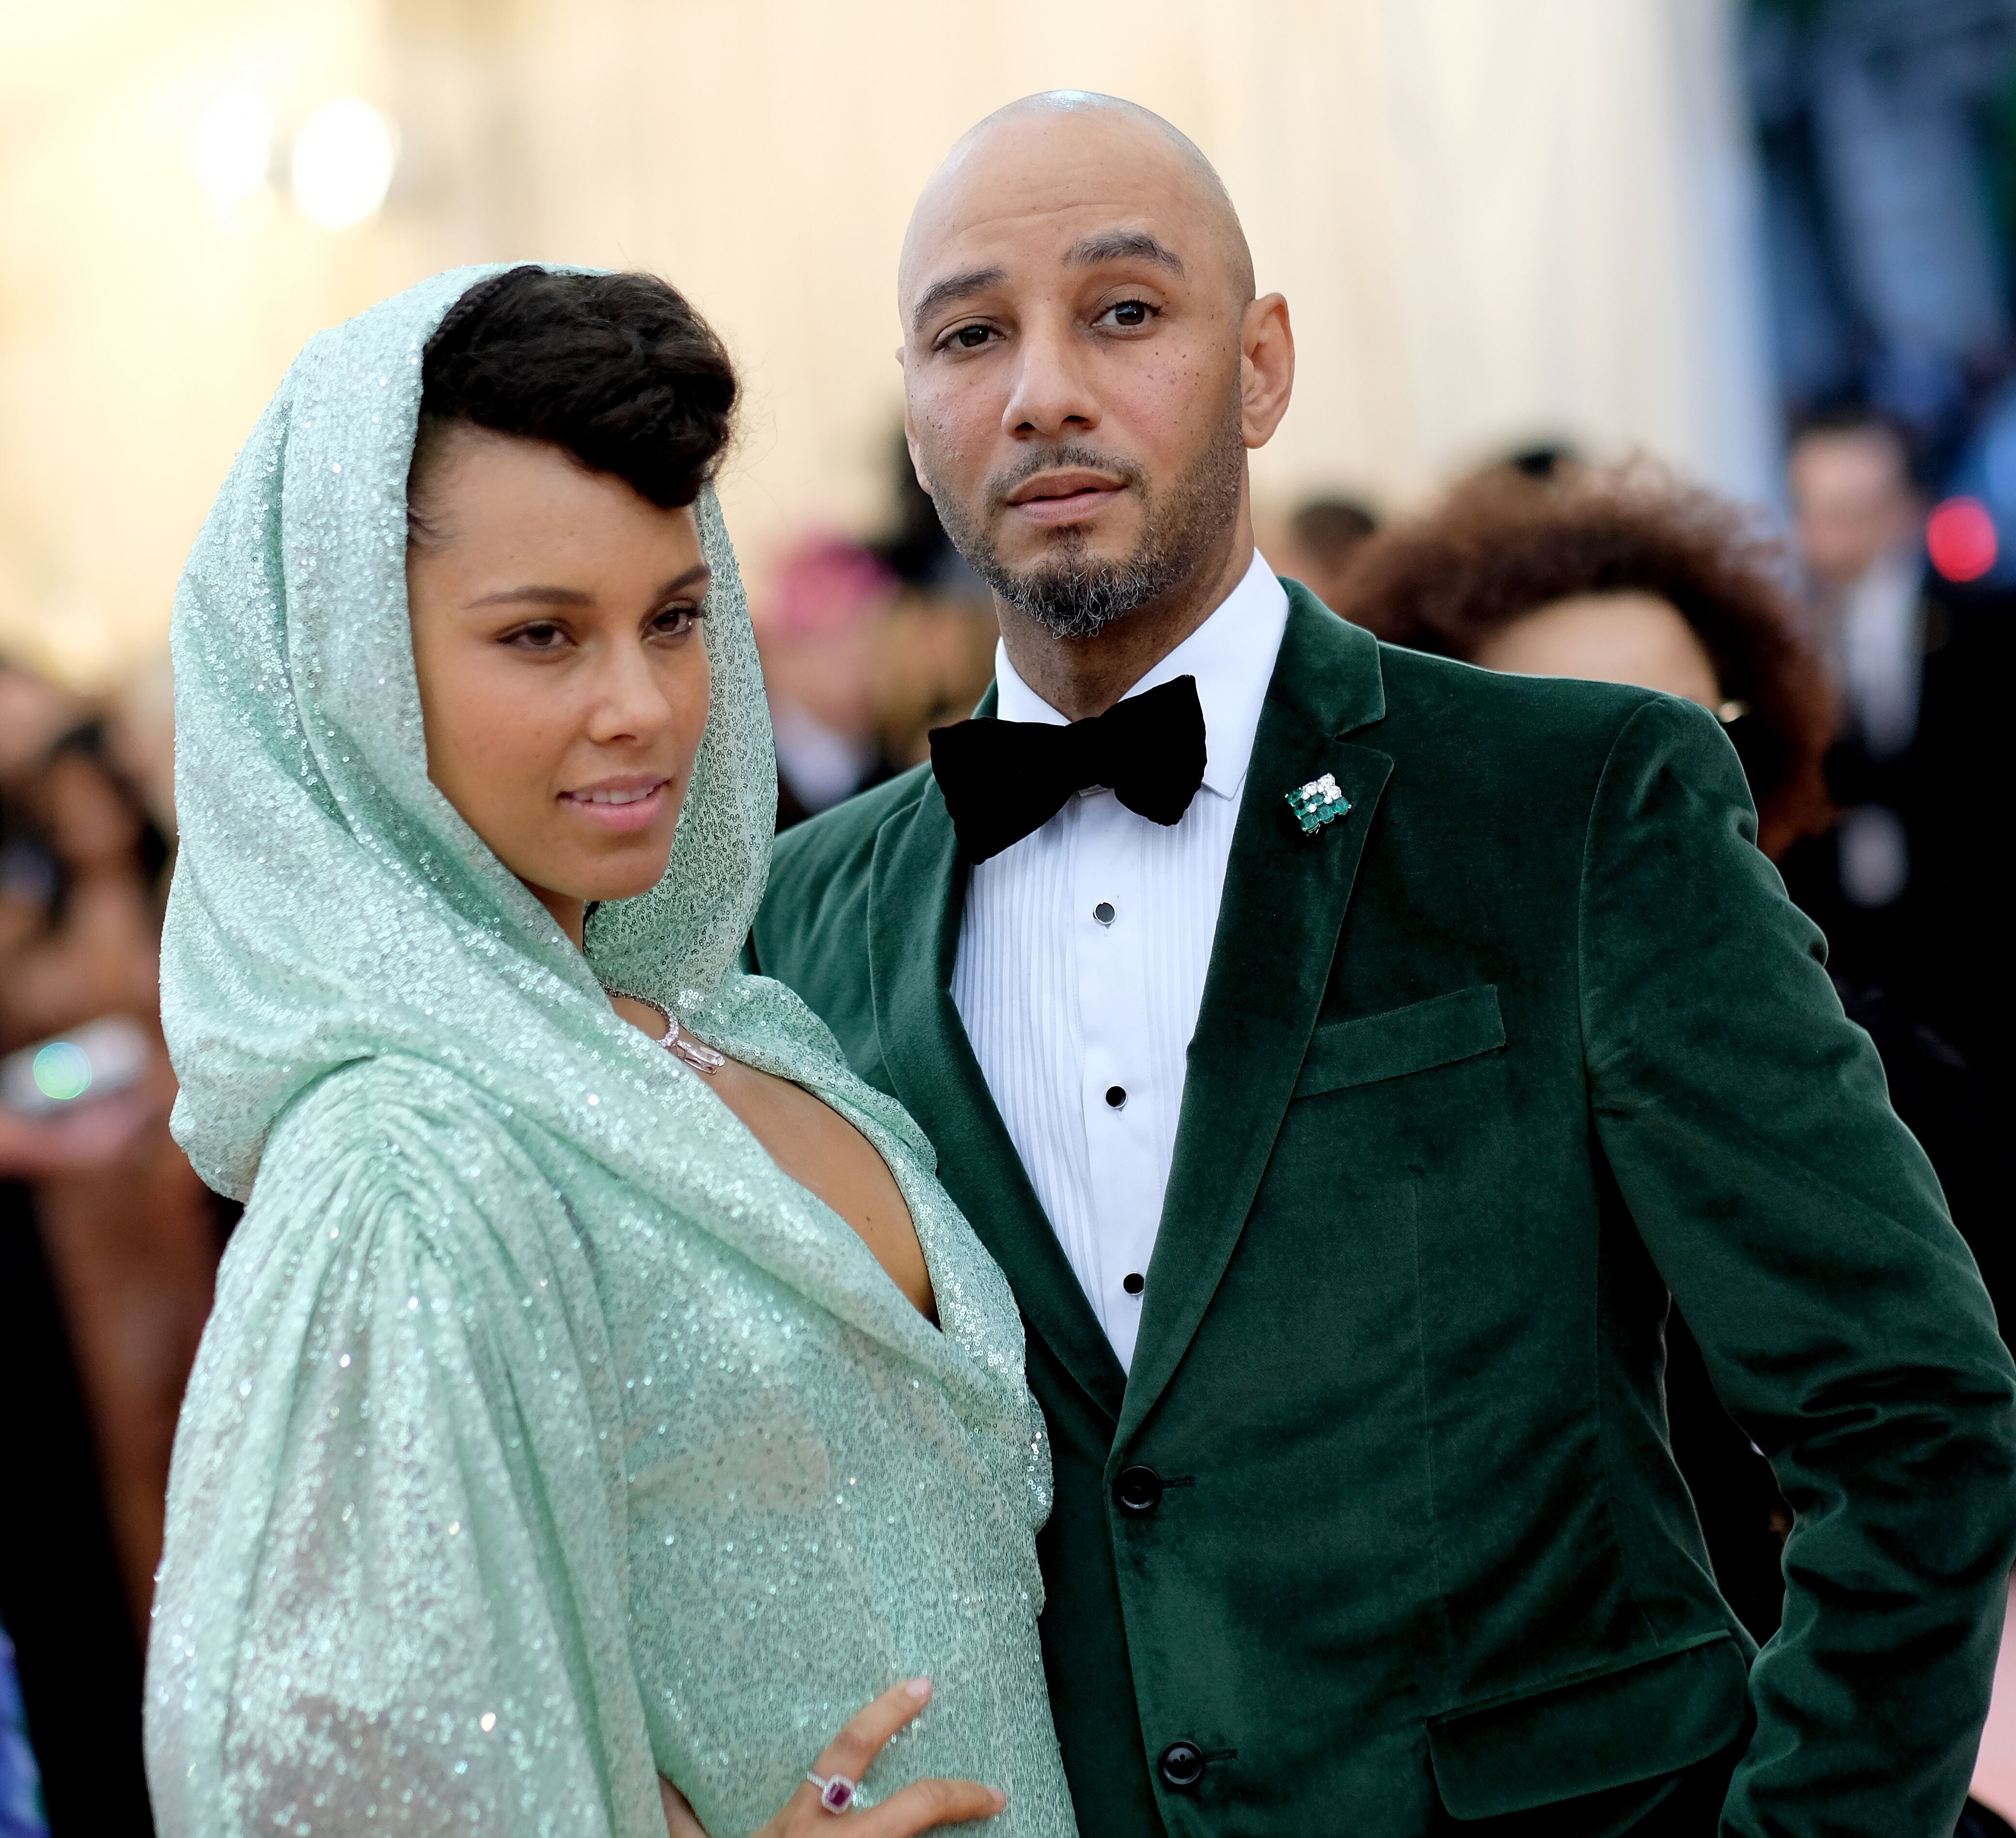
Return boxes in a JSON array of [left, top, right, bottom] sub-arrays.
[[509, 622, 569, 651], [1104, 300, 1154, 329], [650, 606, 700, 639]]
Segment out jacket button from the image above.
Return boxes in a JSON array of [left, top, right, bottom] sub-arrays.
[[1113, 1464, 1164, 1515], [1158, 1741, 1205, 1790]]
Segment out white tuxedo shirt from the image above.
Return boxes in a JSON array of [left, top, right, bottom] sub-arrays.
[[949, 551, 1291, 1371]]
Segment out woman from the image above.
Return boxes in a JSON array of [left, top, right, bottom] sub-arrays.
[[147, 265, 1075, 1838], [1331, 458, 1834, 859]]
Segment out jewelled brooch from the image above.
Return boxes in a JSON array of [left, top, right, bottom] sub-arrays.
[[1286, 772, 1351, 835]]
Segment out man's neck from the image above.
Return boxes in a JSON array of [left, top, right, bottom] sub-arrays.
[[995, 510, 1256, 722]]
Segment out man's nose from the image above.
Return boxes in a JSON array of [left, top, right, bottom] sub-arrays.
[[1001, 315, 1101, 441]]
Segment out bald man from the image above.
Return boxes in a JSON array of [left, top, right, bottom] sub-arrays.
[[749, 94, 2016, 1836]]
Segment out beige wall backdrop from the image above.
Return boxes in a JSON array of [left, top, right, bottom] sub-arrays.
[[0, 0, 1773, 688]]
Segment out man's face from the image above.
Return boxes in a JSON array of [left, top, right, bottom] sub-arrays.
[[1788, 428, 1920, 589], [898, 110, 1261, 638]]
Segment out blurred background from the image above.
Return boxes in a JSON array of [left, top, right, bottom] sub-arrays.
[[3, 0, 2015, 1831]]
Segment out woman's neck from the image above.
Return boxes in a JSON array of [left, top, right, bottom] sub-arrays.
[[524, 882, 586, 949]]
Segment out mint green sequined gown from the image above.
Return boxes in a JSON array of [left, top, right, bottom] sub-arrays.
[[146, 268, 1076, 1838]]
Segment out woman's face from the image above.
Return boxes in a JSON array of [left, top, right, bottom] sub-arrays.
[[1470, 591, 1720, 709], [406, 426, 712, 944]]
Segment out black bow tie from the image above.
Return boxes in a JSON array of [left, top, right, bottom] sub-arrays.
[[928, 674, 1208, 864]]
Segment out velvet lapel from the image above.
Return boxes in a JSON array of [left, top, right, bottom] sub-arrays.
[[866, 761, 1129, 1422], [1117, 588, 1392, 1446]]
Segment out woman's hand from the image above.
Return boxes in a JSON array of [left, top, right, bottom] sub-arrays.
[[659, 1678, 1005, 1837]]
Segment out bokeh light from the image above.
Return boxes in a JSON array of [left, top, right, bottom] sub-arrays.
[[290, 97, 396, 230], [32, 1040, 94, 1103], [1927, 496, 1999, 583], [190, 89, 273, 204]]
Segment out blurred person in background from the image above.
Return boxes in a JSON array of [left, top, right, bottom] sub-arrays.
[[0, 663, 163, 1836], [1777, 413, 2015, 1132], [0, 723, 221, 1635], [755, 534, 903, 829], [0, 1612, 48, 1838], [1782, 414, 1923, 919], [1267, 494, 1379, 614], [1332, 457, 2014, 1660]]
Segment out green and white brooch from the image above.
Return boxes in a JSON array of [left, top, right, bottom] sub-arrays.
[[1286, 771, 1351, 835]]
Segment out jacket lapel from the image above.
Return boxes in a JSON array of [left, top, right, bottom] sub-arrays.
[[867, 766, 1128, 1422], [1118, 588, 1393, 1445]]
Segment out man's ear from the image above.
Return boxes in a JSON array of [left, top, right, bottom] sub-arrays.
[[901, 404, 934, 498], [1240, 292, 1295, 451]]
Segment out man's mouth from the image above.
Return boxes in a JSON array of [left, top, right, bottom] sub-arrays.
[[1005, 468, 1127, 526]]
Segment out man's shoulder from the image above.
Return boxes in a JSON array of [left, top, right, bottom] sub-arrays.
[[1370, 635, 1668, 750], [758, 761, 939, 963], [770, 759, 936, 890]]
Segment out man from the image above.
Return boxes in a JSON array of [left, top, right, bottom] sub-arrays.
[[1779, 414, 2012, 1124], [749, 93, 2016, 1834]]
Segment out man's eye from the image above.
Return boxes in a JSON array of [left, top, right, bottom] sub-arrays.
[[1105, 300, 1153, 328], [948, 324, 992, 350]]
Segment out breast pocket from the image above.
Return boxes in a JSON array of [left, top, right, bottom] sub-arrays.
[[1293, 984, 1506, 1098]]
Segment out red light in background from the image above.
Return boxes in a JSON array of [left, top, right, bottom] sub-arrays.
[[1927, 497, 1998, 582]]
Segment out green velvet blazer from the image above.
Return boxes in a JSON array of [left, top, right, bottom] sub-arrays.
[[748, 584, 2016, 1836]]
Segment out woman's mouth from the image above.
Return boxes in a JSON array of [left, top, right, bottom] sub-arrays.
[[559, 776, 671, 832]]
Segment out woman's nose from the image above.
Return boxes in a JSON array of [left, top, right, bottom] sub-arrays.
[[584, 642, 675, 745]]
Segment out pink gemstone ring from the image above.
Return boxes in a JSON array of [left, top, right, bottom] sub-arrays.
[[806, 1771, 857, 1814]]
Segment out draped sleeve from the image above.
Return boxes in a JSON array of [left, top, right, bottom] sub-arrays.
[[146, 1059, 666, 1838]]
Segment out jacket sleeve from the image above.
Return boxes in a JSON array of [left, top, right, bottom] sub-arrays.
[[1577, 695, 2016, 1835], [145, 1071, 664, 1838]]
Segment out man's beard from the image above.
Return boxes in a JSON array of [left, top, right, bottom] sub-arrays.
[[925, 383, 1246, 640]]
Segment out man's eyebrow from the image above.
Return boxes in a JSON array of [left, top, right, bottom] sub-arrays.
[[1067, 230, 1185, 275], [910, 265, 1007, 336]]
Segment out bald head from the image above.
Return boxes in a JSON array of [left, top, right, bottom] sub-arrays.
[[900, 91, 1256, 322]]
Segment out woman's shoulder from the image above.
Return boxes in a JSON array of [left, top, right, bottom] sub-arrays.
[[252, 1053, 562, 1248]]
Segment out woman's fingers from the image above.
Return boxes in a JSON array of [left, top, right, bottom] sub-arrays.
[[806, 1676, 936, 1790], [659, 1775, 710, 1837], [850, 1777, 1007, 1835], [757, 1679, 1004, 1836]]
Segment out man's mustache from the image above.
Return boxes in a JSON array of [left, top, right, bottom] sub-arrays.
[[984, 444, 1145, 510]]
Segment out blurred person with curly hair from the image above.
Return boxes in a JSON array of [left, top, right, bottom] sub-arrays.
[[1330, 460, 1834, 860]]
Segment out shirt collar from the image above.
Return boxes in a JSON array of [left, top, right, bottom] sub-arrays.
[[991, 548, 1291, 799]]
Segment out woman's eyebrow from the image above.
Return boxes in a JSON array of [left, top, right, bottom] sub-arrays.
[[466, 584, 593, 610], [658, 564, 712, 597], [465, 564, 709, 612]]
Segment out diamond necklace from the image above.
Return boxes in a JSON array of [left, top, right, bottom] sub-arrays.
[[604, 989, 726, 1076]]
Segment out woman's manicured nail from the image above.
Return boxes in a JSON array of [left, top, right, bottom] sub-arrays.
[[989, 1787, 1008, 1811], [905, 1676, 932, 1700]]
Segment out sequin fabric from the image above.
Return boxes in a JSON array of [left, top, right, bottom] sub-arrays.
[[148, 267, 1073, 1838]]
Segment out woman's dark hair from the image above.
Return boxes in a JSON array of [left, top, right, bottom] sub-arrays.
[[1328, 459, 1836, 859], [409, 265, 737, 538]]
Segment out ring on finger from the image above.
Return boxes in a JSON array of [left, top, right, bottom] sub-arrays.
[[806, 1771, 858, 1814]]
